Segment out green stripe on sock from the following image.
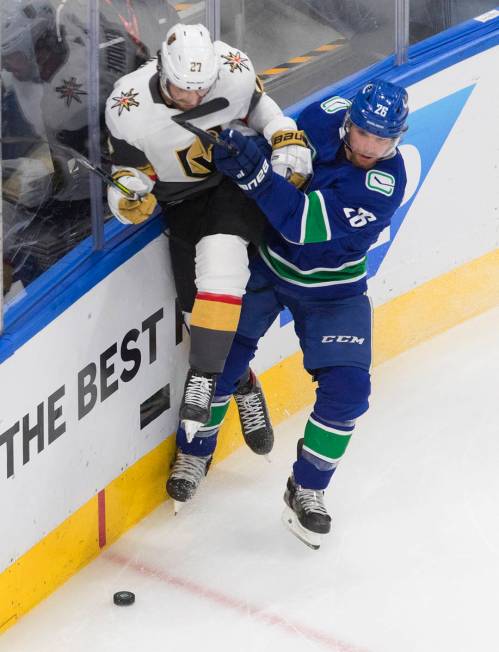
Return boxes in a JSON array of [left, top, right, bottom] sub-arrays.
[[204, 399, 231, 429], [304, 418, 353, 461]]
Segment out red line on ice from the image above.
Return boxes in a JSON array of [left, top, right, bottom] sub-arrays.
[[105, 550, 370, 652]]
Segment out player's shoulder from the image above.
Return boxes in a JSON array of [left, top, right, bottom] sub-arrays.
[[214, 40, 256, 95], [298, 96, 350, 158], [299, 96, 351, 131], [105, 60, 158, 132], [108, 59, 157, 96]]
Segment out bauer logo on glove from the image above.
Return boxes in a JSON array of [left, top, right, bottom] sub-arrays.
[[271, 129, 308, 149], [270, 129, 313, 189], [237, 158, 270, 191]]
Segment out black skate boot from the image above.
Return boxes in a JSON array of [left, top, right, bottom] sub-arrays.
[[166, 450, 212, 513], [179, 368, 217, 441], [234, 369, 274, 456], [282, 475, 331, 550]]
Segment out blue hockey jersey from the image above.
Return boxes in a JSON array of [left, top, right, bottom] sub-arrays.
[[250, 96, 407, 299]]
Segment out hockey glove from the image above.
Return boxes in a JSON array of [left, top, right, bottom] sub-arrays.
[[107, 168, 157, 225], [270, 129, 312, 189], [213, 129, 272, 196]]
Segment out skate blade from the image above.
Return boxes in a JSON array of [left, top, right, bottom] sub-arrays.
[[182, 419, 203, 442], [173, 500, 184, 515], [281, 506, 321, 550]]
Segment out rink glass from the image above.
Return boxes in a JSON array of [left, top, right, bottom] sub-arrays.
[[0, 0, 179, 322], [1, 0, 497, 330]]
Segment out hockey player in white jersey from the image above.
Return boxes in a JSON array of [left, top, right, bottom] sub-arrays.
[[105, 23, 312, 504], [2, 0, 177, 289], [2, 0, 175, 203]]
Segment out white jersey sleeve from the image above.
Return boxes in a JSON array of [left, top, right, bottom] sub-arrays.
[[213, 42, 295, 140], [212, 41, 256, 121], [247, 93, 297, 141]]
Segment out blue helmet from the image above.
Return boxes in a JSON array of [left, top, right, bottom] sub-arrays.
[[348, 80, 409, 139]]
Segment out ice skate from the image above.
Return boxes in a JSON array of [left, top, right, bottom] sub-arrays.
[[179, 368, 217, 441], [234, 369, 274, 457], [282, 475, 331, 550], [166, 450, 212, 513]]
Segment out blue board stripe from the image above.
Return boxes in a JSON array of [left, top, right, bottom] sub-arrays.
[[0, 213, 166, 363]]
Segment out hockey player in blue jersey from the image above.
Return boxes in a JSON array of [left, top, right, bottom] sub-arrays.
[[166, 79, 409, 548]]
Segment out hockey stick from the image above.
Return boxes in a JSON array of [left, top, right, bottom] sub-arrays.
[[173, 96, 229, 122], [171, 97, 239, 155], [172, 118, 239, 155], [2, 97, 234, 198], [81, 98, 235, 182], [1, 137, 143, 200], [73, 156, 142, 200], [71, 96, 236, 186]]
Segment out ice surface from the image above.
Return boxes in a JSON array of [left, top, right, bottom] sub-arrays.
[[2, 306, 499, 652]]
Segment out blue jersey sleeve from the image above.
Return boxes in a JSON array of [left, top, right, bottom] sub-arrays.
[[252, 156, 406, 246]]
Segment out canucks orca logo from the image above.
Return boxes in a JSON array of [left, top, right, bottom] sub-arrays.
[[280, 83, 476, 326]]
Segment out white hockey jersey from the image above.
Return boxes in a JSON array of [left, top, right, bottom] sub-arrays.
[[2, 9, 157, 203], [105, 42, 294, 203]]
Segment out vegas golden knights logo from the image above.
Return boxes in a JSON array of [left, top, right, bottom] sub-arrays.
[[176, 126, 222, 178]]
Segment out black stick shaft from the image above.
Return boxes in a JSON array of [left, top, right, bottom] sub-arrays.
[[172, 97, 229, 123], [77, 160, 140, 200], [175, 121, 239, 155]]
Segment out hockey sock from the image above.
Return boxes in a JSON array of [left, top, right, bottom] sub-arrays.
[[293, 414, 355, 490], [189, 292, 242, 372], [176, 395, 231, 456], [217, 334, 260, 396]]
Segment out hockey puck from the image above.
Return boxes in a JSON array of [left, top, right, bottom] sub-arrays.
[[113, 590, 135, 606]]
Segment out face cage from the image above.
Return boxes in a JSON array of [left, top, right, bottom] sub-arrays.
[[341, 116, 401, 160]]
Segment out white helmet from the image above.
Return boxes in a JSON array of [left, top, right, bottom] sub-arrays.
[[158, 23, 219, 93], [1, 0, 55, 56]]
